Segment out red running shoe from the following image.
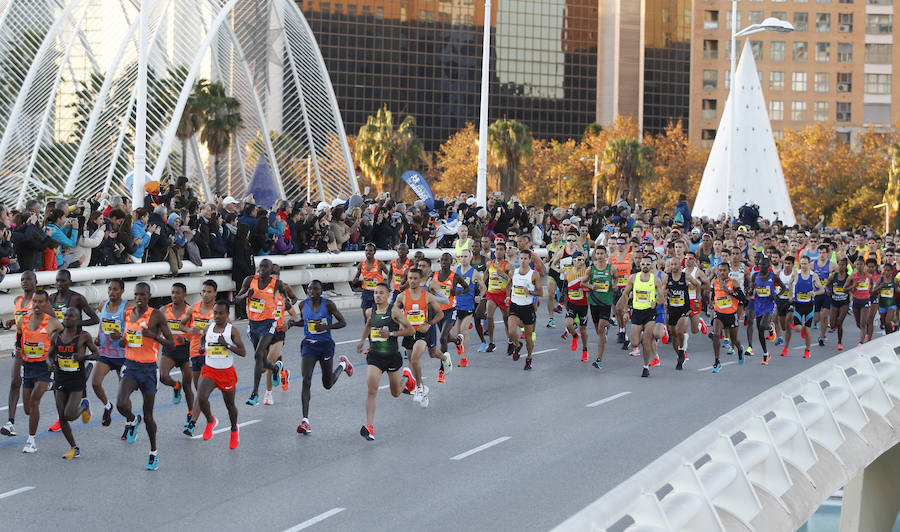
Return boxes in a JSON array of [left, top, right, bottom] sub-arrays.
[[649, 356, 661, 367], [360, 424, 375, 441], [48, 419, 61, 432], [402, 368, 416, 392], [229, 428, 239, 449], [803, 349, 811, 359], [580, 349, 588, 362], [202, 417, 218, 441], [780, 347, 789, 356], [436, 369, 445, 383], [297, 419, 311, 434], [699, 318, 709, 335], [457, 357, 469, 367], [661, 329, 669, 344], [570, 333, 579, 351], [340, 355, 353, 377]]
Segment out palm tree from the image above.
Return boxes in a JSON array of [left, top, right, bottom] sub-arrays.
[[355, 105, 423, 196], [488, 119, 533, 193], [197, 81, 242, 196], [603, 137, 654, 205], [175, 76, 207, 177]]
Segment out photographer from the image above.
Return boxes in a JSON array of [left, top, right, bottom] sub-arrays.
[[129, 207, 155, 262], [12, 212, 51, 271], [44, 208, 79, 268]]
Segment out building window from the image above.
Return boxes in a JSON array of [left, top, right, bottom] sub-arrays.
[[814, 72, 829, 92], [703, 70, 718, 89], [793, 42, 809, 61], [814, 101, 829, 122], [836, 102, 851, 122], [749, 11, 764, 25], [794, 12, 809, 32], [704, 10, 719, 30], [704, 40, 718, 60], [838, 13, 853, 32], [865, 43, 893, 63], [815, 42, 830, 62], [864, 73, 892, 94], [837, 132, 851, 144], [751, 40, 763, 60], [770, 71, 785, 90], [837, 42, 852, 62], [867, 0, 892, 4], [771, 41, 786, 61], [702, 99, 718, 120], [816, 13, 832, 31], [792, 71, 808, 91], [772, 11, 787, 21], [701, 130, 717, 147], [726, 11, 741, 30], [770, 100, 785, 121], [866, 14, 893, 34], [837, 72, 852, 92], [838, 0, 853, 4], [725, 70, 731, 90], [792, 101, 808, 121]]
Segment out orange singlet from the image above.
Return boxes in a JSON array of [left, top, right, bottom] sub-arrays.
[[248, 275, 277, 321], [124, 306, 160, 363], [391, 257, 411, 291], [188, 302, 215, 359], [361, 259, 385, 292], [403, 288, 429, 332], [21, 313, 50, 363], [165, 303, 189, 346], [432, 271, 456, 311]]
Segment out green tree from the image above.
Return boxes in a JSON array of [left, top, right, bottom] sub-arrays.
[[488, 118, 533, 193], [602, 137, 654, 205], [884, 143, 900, 231], [197, 81, 243, 196], [355, 105, 423, 197], [175, 76, 207, 177]]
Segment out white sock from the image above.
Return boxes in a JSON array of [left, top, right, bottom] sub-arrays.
[[339, 361, 347, 371], [684, 333, 690, 350], [149, 450, 158, 456], [105, 401, 112, 409], [27, 435, 35, 443]]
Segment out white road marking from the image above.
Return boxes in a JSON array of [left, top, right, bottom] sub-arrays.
[[335, 339, 358, 345], [0, 486, 34, 499], [586, 391, 631, 408], [0, 402, 23, 412], [380, 375, 427, 390], [191, 419, 260, 439], [283, 508, 346, 531], [695, 361, 738, 371], [532, 348, 557, 355], [450, 436, 511, 460]]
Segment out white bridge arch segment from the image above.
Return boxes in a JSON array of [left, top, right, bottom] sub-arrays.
[[0, 0, 357, 208]]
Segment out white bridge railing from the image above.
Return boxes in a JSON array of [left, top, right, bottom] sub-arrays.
[[554, 335, 900, 532]]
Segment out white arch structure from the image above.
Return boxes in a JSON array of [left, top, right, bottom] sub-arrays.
[[0, 0, 358, 208]]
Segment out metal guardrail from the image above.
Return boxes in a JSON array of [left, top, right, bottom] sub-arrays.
[[553, 335, 900, 532]]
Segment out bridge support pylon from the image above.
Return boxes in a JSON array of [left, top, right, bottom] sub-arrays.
[[840, 442, 900, 532]]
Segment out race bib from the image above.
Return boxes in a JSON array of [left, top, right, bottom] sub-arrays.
[[393, 273, 403, 286], [274, 306, 283, 319], [882, 288, 894, 297], [57, 357, 78, 371], [101, 319, 121, 333], [307, 320, 326, 334], [596, 281, 610, 292], [669, 296, 685, 307], [23, 341, 43, 358], [797, 292, 812, 302], [513, 286, 528, 297], [442, 285, 452, 297], [688, 288, 697, 300], [755, 287, 771, 297], [54, 309, 65, 320], [207, 344, 228, 357], [14, 311, 27, 326], [168, 319, 182, 334], [370, 328, 387, 342], [568, 289, 584, 300], [407, 309, 425, 326], [488, 274, 505, 291], [248, 297, 265, 313], [194, 318, 210, 332], [716, 296, 733, 310], [858, 280, 870, 290], [635, 290, 652, 304], [617, 276, 628, 287], [126, 330, 143, 348], [363, 278, 377, 290], [833, 286, 845, 294]]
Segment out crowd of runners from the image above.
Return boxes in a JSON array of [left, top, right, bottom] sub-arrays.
[[1, 199, 896, 470]]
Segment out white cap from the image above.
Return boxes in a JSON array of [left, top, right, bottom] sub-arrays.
[[316, 201, 330, 211], [222, 195, 239, 206], [331, 198, 344, 208], [465, 197, 477, 206]]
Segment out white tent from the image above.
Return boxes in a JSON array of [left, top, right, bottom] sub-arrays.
[[693, 42, 796, 225]]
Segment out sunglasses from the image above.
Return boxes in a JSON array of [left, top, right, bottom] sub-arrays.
[[566, 239, 576, 243]]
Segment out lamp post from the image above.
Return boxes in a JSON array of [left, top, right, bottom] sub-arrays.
[[874, 203, 890, 234], [581, 155, 599, 207], [475, 0, 491, 207], [727, 10, 794, 219], [557, 175, 571, 206]]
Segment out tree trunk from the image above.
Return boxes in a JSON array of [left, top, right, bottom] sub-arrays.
[[214, 154, 221, 198], [181, 138, 188, 177]]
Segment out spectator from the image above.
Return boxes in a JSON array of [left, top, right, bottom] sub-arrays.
[[673, 193, 692, 230], [208, 213, 227, 258], [69, 210, 105, 268], [129, 208, 153, 262], [238, 203, 257, 228], [231, 223, 254, 319], [44, 208, 79, 267], [192, 203, 212, 258], [220, 195, 241, 219], [12, 212, 51, 271]]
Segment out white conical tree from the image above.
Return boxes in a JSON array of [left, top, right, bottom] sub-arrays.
[[693, 42, 796, 225]]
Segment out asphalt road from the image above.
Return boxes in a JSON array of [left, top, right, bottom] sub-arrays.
[[0, 308, 865, 531]]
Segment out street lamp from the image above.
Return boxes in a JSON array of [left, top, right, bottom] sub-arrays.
[[726, 7, 794, 219], [557, 175, 572, 206], [874, 203, 890, 234], [581, 155, 599, 207]]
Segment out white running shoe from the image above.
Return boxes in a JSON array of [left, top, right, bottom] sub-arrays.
[[23, 439, 36, 453], [442, 351, 453, 373], [413, 385, 423, 403], [263, 391, 273, 405], [0, 421, 15, 436], [419, 385, 430, 408]]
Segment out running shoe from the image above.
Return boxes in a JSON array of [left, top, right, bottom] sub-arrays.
[[80, 398, 91, 423], [62, 446, 80, 460], [649, 355, 660, 367], [457, 357, 469, 367], [803, 349, 811, 359], [436, 369, 445, 383], [402, 368, 416, 393], [761, 354, 769, 365], [814, 322, 819, 329], [684, 352, 689, 361], [272, 361, 284, 386], [184, 413, 192, 429], [183, 420, 196, 437], [22, 439, 36, 454], [48, 419, 61, 432], [712, 360, 722, 373], [512, 343, 521, 361], [485, 343, 496, 353], [767, 324, 777, 341], [229, 428, 240, 449], [561, 331, 569, 340], [264, 391, 273, 405], [727, 346, 735, 356], [818, 339, 825, 347], [201, 417, 218, 441], [661, 329, 669, 344], [617, 331, 626, 344], [340, 355, 354, 376], [146, 453, 159, 471], [801, 329, 807, 339], [592, 359, 603, 369], [519, 331, 525, 339], [554, 303, 563, 313], [455, 334, 464, 357], [419, 385, 430, 408], [570, 333, 579, 351], [173, 382, 182, 404], [580, 349, 588, 362], [0, 421, 15, 436], [281, 368, 291, 391], [246, 393, 259, 406], [524, 358, 532, 370], [780, 347, 789, 357], [622, 340, 631, 350], [297, 418, 311, 434], [126, 415, 142, 444], [412, 385, 423, 403], [120, 426, 129, 441], [360, 424, 375, 441], [699, 318, 709, 336], [546, 318, 555, 328], [102, 404, 112, 427], [837, 343, 843, 351], [641, 367, 650, 378], [738, 348, 746, 365], [441, 352, 452, 373], [676, 350, 685, 371], [722, 338, 731, 349], [629, 347, 641, 357], [774, 337, 784, 346], [477, 342, 488, 352]]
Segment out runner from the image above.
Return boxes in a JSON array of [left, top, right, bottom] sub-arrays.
[[812, 244, 833, 346], [775, 255, 796, 346], [562, 251, 590, 361], [507, 249, 543, 370], [469, 239, 490, 350], [450, 249, 484, 368], [393, 268, 445, 407], [582, 246, 614, 369], [18, 290, 62, 453], [610, 235, 633, 346], [663, 257, 701, 370], [865, 258, 883, 342], [293, 279, 352, 434], [432, 252, 468, 381], [845, 256, 873, 345], [545, 227, 565, 327], [183, 301, 246, 449], [48, 307, 99, 459], [783, 255, 825, 358], [353, 242, 391, 321], [684, 252, 710, 360], [263, 265, 295, 405], [235, 259, 295, 405], [92, 279, 128, 431], [116, 282, 176, 470], [874, 262, 897, 335], [749, 256, 786, 365], [454, 224, 472, 258], [180, 279, 217, 423], [1, 270, 36, 438], [616, 256, 665, 377], [389, 243, 413, 305], [158, 283, 195, 423], [357, 282, 416, 441], [828, 257, 851, 350], [483, 241, 513, 352], [709, 262, 749, 373]]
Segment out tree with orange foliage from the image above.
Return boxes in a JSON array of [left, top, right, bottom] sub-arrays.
[[642, 121, 706, 212], [431, 123, 479, 198]]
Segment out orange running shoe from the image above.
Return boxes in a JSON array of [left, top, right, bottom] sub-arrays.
[[780, 347, 789, 356], [457, 357, 469, 367], [837, 343, 843, 351], [761, 354, 769, 365], [699, 318, 709, 335], [570, 333, 579, 351], [683, 352, 689, 360], [280, 368, 290, 391], [229, 428, 239, 449], [580, 350, 588, 362], [360, 424, 375, 441], [48, 419, 61, 432], [202, 417, 218, 441], [661, 329, 669, 344], [803, 349, 811, 359], [455, 334, 464, 357], [649, 356, 661, 367], [436, 370, 445, 383], [402, 368, 416, 392]]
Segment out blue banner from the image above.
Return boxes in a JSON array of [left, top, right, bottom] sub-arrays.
[[248, 159, 278, 208], [401, 170, 435, 210]]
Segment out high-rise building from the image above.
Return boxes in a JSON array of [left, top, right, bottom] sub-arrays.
[[690, 0, 899, 148], [298, 0, 598, 152]]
